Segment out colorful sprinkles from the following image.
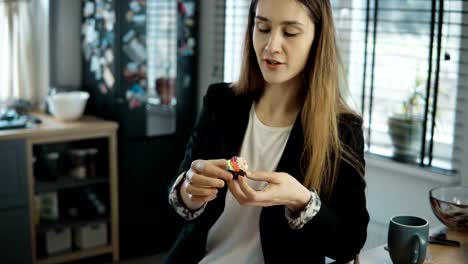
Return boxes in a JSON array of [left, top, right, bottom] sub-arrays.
[[227, 156, 248, 179]]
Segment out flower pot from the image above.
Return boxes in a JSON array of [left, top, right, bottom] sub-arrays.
[[388, 115, 424, 162], [156, 78, 175, 105]]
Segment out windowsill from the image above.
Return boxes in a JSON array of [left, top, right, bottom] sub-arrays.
[[365, 153, 460, 184]]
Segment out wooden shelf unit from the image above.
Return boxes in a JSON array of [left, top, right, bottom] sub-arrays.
[[0, 113, 120, 264], [35, 177, 109, 194], [37, 245, 113, 264], [36, 218, 110, 233]]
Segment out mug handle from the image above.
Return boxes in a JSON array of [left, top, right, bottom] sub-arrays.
[[411, 234, 426, 264]]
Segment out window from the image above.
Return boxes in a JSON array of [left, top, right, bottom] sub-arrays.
[[0, 0, 49, 107], [0, 3, 13, 101], [333, 0, 464, 173], [224, 0, 250, 82], [219, 0, 465, 174], [147, 0, 177, 99]]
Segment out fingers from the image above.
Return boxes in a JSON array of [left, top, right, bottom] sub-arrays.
[[189, 194, 217, 203], [185, 183, 218, 197], [238, 175, 268, 202], [228, 176, 278, 207], [227, 179, 248, 203], [210, 159, 229, 169], [191, 159, 233, 181], [186, 170, 225, 188], [237, 176, 257, 199], [245, 171, 279, 183], [181, 158, 232, 207]]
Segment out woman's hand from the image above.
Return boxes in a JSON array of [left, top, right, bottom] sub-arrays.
[[179, 159, 233, 210], [227, 171, 312, 213]]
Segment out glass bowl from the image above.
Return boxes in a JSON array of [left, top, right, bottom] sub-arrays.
[[429, 186, 468, 232]]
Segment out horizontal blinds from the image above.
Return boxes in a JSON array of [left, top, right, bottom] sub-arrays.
[[333, 0, 464, 172], [224, 0, 250, 82], [219, 0, 463, 173], [147, 0, 177, 97], [211, 0, 226, 83], [0, 3, 11, 100], [453, 0, 468, 173]]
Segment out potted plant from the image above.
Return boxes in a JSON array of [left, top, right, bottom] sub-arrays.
[[388, 78, 426, 162]]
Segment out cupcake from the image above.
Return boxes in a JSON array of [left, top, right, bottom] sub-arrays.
[[227, 156, 248, 179]]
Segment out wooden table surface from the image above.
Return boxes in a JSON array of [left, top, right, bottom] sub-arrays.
[[359, 230, 468, 264], [425, 230, 468, 264], [0, 112, 118, 141]]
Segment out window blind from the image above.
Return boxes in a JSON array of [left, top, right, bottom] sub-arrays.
[[332, 0, 465, 173], [224, 0, 251, 82], [0, 0, 49, 105], [147, 0, 177, 98], [211, 0, 227, 82], [217, 0, 465, 174]]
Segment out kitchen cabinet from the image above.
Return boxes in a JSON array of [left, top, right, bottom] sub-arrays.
[[0, 140, 32, 264], [0, 113, 119, 264], [0, 140, 28, 209], [0, 208, 32, 264]]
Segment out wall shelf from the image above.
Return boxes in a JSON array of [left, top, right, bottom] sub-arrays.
[[37, 245, 113, 264], [35, 177, 109, 194], [36, 218, 109, 233]]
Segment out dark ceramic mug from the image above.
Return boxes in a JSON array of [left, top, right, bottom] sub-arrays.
[[388, 215, 429, 264]]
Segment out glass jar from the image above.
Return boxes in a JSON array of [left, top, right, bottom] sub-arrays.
[[69, 149, 87, 179], [86, 148, 99, 178], [42, 152, 60, 181]]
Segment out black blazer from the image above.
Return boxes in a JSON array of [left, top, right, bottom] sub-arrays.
[[165, 83, 369, 264]]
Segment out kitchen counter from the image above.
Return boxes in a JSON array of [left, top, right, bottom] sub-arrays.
[[0, 112, 118, 142]]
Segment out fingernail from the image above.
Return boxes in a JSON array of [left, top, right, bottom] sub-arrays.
[[196, 161, 204, 171]]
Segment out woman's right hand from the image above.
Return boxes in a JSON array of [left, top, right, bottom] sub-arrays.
[[179, 159, 233, 210]]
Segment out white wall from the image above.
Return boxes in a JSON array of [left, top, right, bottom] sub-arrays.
[[49, 0, 82, 88], [363, 156, 456, 249], [196, 0, 224, 114]]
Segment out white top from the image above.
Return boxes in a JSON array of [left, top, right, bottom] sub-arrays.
[[199, 104, 293, 264]]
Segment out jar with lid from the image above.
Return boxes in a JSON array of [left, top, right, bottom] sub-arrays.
[[69, 149, 87, 179], [37, 152, 60, 181], [86, 148, 99, 178]]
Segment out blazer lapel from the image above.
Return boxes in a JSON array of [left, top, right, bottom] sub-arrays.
[[221, 93, 253, 159], [203, 91, 253, 229], [275, 112, 304, 181]]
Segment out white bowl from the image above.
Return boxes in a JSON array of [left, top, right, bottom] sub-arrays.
[[47, 91, 89, 121]]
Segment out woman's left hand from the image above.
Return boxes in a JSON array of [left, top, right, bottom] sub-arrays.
[[227, 171, 312, 213]]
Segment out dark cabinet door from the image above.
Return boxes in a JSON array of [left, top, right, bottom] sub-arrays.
[[0, 140, 32, 263], [0, 208, 32, 264], [0, 140, 28, 209]]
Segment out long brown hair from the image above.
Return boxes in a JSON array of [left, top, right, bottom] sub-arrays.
[[234, 0, 364, 203]]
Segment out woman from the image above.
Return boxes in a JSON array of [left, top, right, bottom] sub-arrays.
[[165, 0, 369, 263]]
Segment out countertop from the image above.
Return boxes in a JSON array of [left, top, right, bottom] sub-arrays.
[[359, 229, 468, 264], [0, 112, 118, 142]]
